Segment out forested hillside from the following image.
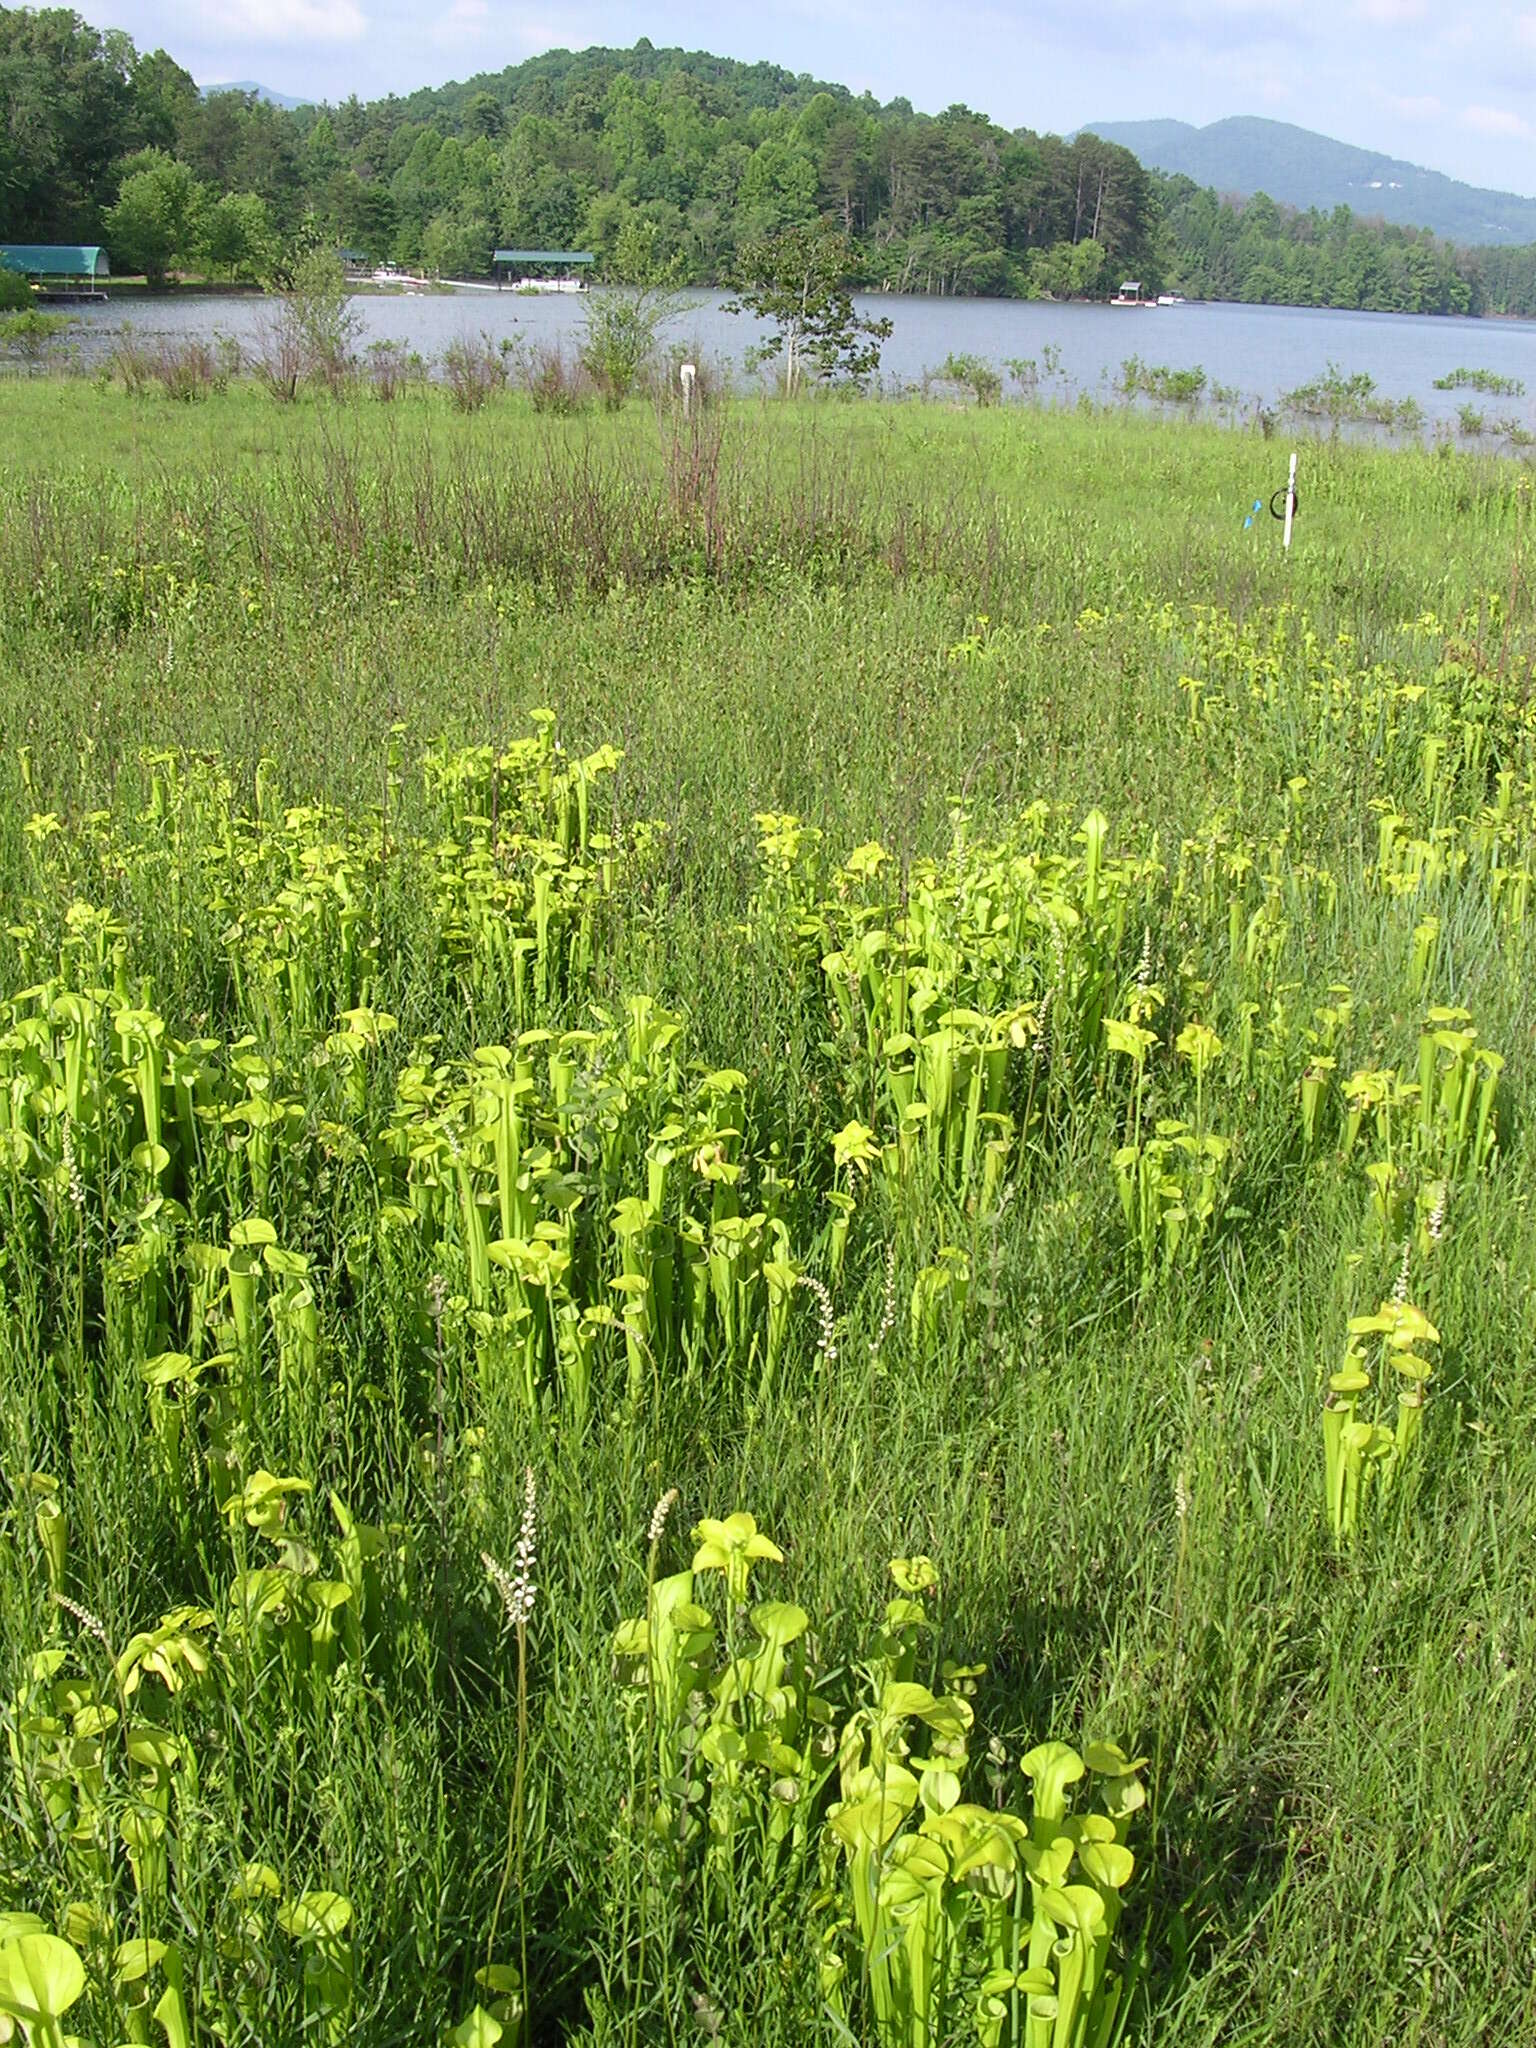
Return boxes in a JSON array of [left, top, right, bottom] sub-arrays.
[[1161, 182, 1481, 315], [1084, 116, 1536, 246], [7, 7, 1536, 314]]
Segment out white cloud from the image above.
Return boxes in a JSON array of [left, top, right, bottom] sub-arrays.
[[202, 0, 367, 43], [1357, 0, 1428, 21], [1382, 92, 1443, 120], [1463, 102, 1535, 137]]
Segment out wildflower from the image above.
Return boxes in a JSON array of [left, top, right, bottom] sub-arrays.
[[647, 1486, 679, 1548], [798, 1272, 837, 1363], [869, 1242, 898, 1360], [1392, 1238, 1412, 1304], [483, 1468, 537, 1627], [54, 1594, 110, 1647], [1035, 985, 1054, 1070], [61, 1119, 85, 1214]]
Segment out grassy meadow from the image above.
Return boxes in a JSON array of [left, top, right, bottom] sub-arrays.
[[0, 375, 1534, 2047]]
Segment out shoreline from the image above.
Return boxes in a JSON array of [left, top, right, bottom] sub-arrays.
[[96, 278, 460, 299], [0, 366, 1530, 457], [73, 278, 1536, 321]]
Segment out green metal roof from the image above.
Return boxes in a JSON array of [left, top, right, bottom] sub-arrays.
[[492, 249, 594, 265], [0, 244, 109, 278]]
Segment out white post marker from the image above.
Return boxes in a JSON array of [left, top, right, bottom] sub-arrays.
[[680, 361, 697, 418], [1283, 449, 1298, 551]]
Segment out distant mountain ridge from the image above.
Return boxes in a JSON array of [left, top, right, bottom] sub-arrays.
[[203, 81, 313, 110], [1080, 116, 1536, 245]]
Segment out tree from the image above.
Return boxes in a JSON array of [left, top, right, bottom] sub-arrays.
[[421, 210, 492, 279], [0, 30, 1490, 324], [726, 221, 891, 395], [462, 91, 504, 140], [0, 7, 140, 236], [734, 136, 819, 242], [199, 191, 277, 282], [1068, 236, 1106, 296], [327, 171, 396, 260], [104, 148, 203, 287], [818, 114, 879, 234], [130, 46, 198, 155], [1026, 236, 1108, 300], [580, 215, 686, 407], [286, 241, 359, 372], [253, 242, 360, 397]]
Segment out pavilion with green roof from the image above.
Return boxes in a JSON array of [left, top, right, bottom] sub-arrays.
[[0, 245, 110, 299], [492, 249, 593, 288]]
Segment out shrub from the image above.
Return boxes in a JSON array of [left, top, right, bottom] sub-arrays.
[[441, 332, 510, 412], [250, 307, 304, 401], [364, 339, 422, 401], [1282, 361, 1422, 432], [1434, 366, 1524, 396], [521, 343, 591, 416], [0, 310, 69, 371], [580, 224, 686, 411], [110, 335, 155, 395], [252, 246, 360, 401], [936, 351, 1003, 406], [1119, 355, 1207, 403], [152, 338, 219, 402], [581, 293, 663, 410]]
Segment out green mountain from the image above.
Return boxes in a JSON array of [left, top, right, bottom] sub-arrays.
[[1079, 116, 1536, 245]]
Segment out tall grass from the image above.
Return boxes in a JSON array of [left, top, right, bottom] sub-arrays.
[[0, 383, 1534, 2045]]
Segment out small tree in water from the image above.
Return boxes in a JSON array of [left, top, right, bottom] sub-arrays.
[[285, 244, 361, 393], [0, 309, 69, 372], [580, 219, 686, 410], [254, 239, 360, 399], [726, 221, 892, 397]]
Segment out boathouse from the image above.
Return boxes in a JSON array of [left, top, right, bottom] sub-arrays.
[[0, 245, 110, 300], [492, 249, 594, 290]]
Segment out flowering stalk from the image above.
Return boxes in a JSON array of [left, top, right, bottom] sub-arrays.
[[484, 1466, 538, 2023], [869, 1244, 898, 1362], [798, 1271, 838, 1364]]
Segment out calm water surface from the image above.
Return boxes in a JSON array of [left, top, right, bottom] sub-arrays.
[[60, 287, 1536, 429]]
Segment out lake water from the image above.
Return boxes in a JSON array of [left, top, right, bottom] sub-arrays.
[[57, 287, 1536, 429]]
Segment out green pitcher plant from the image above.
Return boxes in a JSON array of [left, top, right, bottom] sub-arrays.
[[1323, 1297, 1439, 1544]]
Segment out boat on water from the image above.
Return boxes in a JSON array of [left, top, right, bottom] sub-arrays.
[[1110, 280, 1156, 307], [1156, 293, 1188, 307]]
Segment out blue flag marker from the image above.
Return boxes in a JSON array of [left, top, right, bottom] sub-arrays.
[[1242, 498, 1262, 530]]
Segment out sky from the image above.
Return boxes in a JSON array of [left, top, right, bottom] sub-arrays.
[[76, 0, 1536, 195]]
